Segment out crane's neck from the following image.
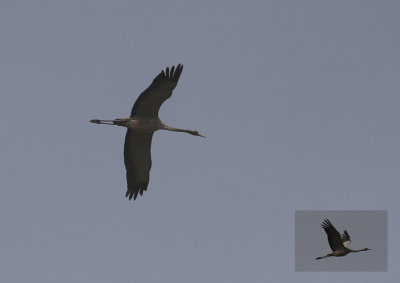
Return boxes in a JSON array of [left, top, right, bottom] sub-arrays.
[[349, 248, 368, 253], [161, 124, 197, 135]]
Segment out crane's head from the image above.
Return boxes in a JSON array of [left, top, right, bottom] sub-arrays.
[[191, 130, 206, 138], [362, 248, 371, 251]]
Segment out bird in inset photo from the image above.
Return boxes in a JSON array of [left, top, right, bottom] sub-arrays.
[[91, 64, 205, 201], [315, 219, 371, 260]]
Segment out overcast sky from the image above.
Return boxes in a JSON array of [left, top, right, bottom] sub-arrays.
[[1, 1, 399, 282]]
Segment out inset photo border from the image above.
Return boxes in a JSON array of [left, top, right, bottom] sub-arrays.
[[295, 210, 387, 272]]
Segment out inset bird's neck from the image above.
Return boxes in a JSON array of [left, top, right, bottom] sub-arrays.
[[352, 249, 365, 253]]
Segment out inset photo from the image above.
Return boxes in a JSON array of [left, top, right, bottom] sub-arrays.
[[295, 210, 387, 272]]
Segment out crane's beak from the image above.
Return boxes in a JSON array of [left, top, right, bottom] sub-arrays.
[[197, 133, 206, 138]]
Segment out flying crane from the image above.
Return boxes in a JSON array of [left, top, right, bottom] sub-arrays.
[[91, 64, 204, 201], [315, 219, 371, 260]]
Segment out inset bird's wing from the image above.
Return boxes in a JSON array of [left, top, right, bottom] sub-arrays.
[[124, 129, 153, 200], [321, 219, 346, 251], [130, 64, 183, 118], [341, 230, 351, 247]]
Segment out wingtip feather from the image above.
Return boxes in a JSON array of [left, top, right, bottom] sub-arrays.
[[125, 182, 149, 202]]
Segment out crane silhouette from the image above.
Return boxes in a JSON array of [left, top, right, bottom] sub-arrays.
[[90, 64, 204, 201], [315, 219, 371, 260]]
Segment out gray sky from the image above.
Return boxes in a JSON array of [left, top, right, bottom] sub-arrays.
[[1, 0, 399, 282]]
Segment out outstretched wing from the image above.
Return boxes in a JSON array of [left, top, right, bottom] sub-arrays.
[[341, 230, 351, 247], [130, 64, 184, 118], [321, 219, 346, 252], [124, 129, 153, 200]]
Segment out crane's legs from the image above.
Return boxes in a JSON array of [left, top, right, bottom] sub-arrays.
[[315, 253, 333, 260], [90, 119, 115, 125]]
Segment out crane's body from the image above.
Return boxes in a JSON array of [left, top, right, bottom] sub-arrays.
[[91, 117, 204, 136], [317, 247, 363, 259], [315, 219, 370, 260], [90, 64, 204, 201]]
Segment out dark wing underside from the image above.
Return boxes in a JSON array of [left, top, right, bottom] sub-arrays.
[[130, 64, 183, 118], [321, 219, 346, 252], [124, 129, 153, 200]]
